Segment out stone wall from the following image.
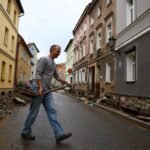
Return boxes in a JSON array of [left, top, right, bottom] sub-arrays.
[[105, 93, 150, 116]]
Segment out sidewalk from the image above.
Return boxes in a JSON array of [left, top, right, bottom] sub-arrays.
[[58, 91, 150, 130]]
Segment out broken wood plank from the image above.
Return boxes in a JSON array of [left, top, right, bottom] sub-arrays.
[[137, 116, 150, 122], [13, 97, 26, 106]]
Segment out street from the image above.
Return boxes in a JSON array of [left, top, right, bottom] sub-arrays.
[[0, 93, 149, 150]]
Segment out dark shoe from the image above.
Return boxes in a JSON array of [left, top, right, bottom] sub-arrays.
[[56, 133, 72, 144], [21, 133, 35, 140]]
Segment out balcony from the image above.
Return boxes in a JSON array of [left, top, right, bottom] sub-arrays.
[[96, 48, 102, 57]]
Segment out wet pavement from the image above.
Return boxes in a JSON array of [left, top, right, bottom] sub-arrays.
[[0, 93, 150, 150]]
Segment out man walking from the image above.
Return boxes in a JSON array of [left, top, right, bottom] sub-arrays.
[[21, 45, 72, 144]]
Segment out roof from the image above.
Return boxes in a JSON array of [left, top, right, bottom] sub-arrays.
[[28, 43, 40, 53], [72, 3, 91, 34], [64, 39, 74, 52], [88, 0, 98, 13], [16, 0, 24, 14], [18, 34, 33, 57]]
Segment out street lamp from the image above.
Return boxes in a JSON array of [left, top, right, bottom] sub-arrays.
[[109, 36, 116, 50]]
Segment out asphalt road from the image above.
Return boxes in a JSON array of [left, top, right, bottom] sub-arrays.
[[0, 93, 149, 150]]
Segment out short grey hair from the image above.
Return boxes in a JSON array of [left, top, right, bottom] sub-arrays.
[[50, 45, 61, 52]]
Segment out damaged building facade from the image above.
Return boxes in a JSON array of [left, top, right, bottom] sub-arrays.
[[72, 0, 116, 100]]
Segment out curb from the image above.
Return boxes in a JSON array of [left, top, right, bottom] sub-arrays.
[[61, 92, 150, 130]]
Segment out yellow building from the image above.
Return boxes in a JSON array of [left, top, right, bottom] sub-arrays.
[[15, 34, 32, 87], [0, 0, 24, 95]]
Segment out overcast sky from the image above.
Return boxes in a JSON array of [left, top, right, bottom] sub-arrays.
[[19, 0, 92, 63]]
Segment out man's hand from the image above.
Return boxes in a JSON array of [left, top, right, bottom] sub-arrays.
[[66, 83, 72, 87], [62, 80, 69, 85], [57, 78, 69, 85], [38, 88, 43, 96], [36, 79, 43, 96]]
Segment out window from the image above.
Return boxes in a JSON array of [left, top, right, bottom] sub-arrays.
[[7, 0, 11, 14], [90, 17, 94, 26], [79, 70, 82, 83], [107, 23, 112, 43], [8, 65, 12, 82], [80, 28, 83, 37], [78, 48, 81, 60], [82, 68, 86, 82], [75, 71, 78, 83], [79, 46, 82, 60], [11, 36, 15, 52], [106, 63, 111, 82], [126, 51, 136, 81], [73, 72, 75, 84], [107, 0, 112, 5], [83, 44, 86, 57], [90, 36, 94, 54], [4, 27, 9, 46], [83, 23, 87, 33], [126, 0, 134, 25], [96, 28, 102, 49], [106, 21, 112, 43], [97, 7, 101, 17], [1, 61, 6, 81], [74, 52, 76, 63], [13, 10, 17, 24], [76, 50, 78, 62]]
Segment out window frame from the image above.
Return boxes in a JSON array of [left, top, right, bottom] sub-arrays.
[[89, 35, 94, 54], [97, 7, 101, 18], [82, 43, 86, 57], [83, 23, 87, 33], [106, 17, 113, 43], [96, 28, 102, 50], [81, 68, 86, 82], [75, 70, 79, 83], [1, 61, 6, 81], [13, 10, 17, 24], [8, 64, 12, 82], [105, 62, 112, 83], [4, 27, 9, 46], [7, 0, 11, 14], [90, 16, 94, 26], [126, 50, 136, 82], [11, 35, 15, 52], [79, 69, 82, 83], [126, 0, 135, 26]]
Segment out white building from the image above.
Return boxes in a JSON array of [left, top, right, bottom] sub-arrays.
[[64, 39, 74, 84], [27, 43, 39, 80]]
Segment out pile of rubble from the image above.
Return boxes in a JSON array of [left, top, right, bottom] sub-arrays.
[[96, 93, 150, 122], [0, 88, 32, 120]]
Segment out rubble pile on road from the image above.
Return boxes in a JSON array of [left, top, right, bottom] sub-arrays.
[[0, 95, 19, 120], [0, 88, 32, 120], [97, 93, 150, 120]]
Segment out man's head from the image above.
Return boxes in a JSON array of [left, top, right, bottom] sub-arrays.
[[49, 45, 61, 59]]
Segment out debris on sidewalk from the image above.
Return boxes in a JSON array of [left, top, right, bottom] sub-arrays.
[[84, 101, 90, 104], [0, 88, 32, 120], [89, 103, 94, 107], [96, 96, 109, 104], [0, 110, 5, 120], [13, 97, 26, 106], [81, 96, 87, 101], [64, 91, 150, 123], [137, 116, 150, 122]]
